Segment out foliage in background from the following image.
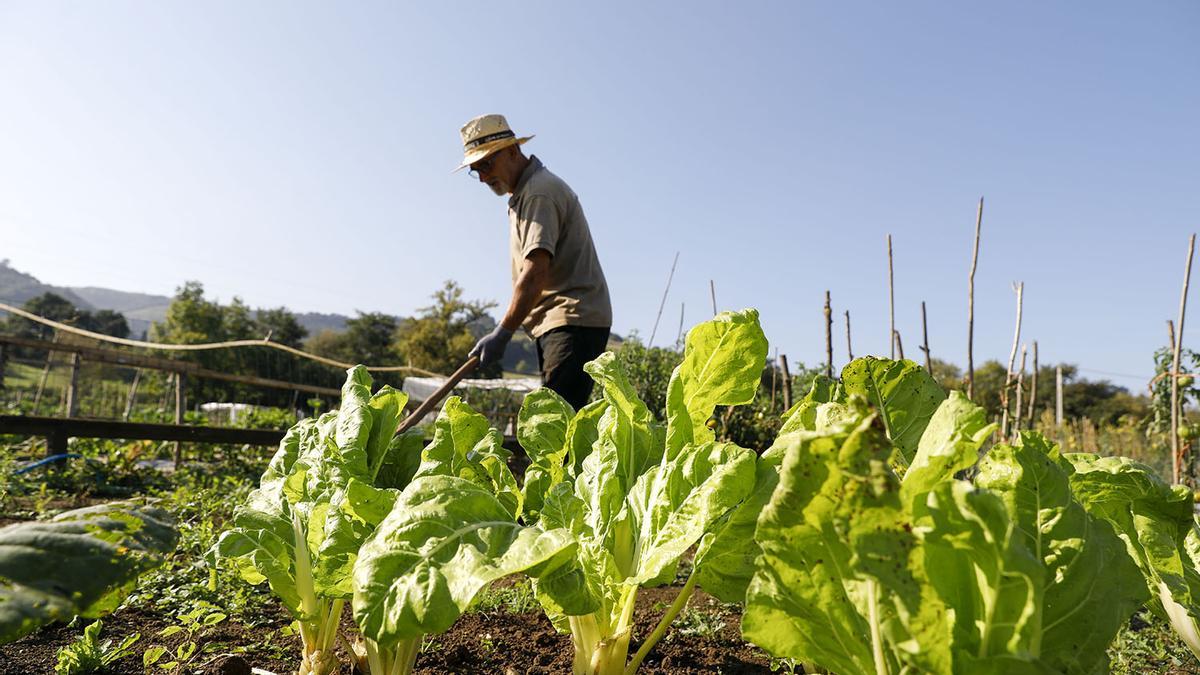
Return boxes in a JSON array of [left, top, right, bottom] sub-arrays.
[[394, 280, 498, 377]]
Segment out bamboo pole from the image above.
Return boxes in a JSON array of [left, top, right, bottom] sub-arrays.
[[894, 330, 905, 360], [675, 303, 685, 347], [824, 291, 833, 378], [845, 310, 854, 361], [1172, 234, 1196, 485], [967, 197, 983, 399], [888, 234, 896, 359], [710, 280, 718, 317], [1027, 342, 1039, 421], [1000, 282, 1024, 439], [647, 251, 679, 347], [1055, 366, 1064, 426], [1013, 345, 1027, 439], [32, 332, 59, 413], [770, 347, 778, 411], [920, 301, 932, 372]]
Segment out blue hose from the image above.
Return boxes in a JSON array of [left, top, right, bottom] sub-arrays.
[[12, 453, 84, 475]]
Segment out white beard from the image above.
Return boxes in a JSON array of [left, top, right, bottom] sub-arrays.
[[488, 180, 509, 196]]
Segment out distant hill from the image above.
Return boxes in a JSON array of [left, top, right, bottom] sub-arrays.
[[0, 260, 349, 338]]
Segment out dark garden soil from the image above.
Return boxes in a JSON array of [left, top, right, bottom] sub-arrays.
[[0, 585, 779, 674]]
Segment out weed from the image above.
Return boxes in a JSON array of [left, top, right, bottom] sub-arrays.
[[470, 577, 539, 614], [54, 620, 140, 675]]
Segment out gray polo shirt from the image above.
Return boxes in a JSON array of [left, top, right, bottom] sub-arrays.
[[508, 156, 612, 338]]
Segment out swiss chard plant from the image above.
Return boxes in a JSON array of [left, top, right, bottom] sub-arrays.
[[0, 499, 178, 645], [215, 366, 416, 675], [348, 308, 769, 675], [1060, 452, 1200, 661], [737, 358, 1149, 674]]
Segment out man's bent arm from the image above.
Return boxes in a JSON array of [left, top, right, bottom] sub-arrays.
[[501, 249, 551, 331]]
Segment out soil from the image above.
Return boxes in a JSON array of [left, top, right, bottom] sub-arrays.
[[0, 585, 780, 674]]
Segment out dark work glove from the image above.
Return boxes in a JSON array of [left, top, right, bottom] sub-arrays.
[[469, 325, 514, 368]]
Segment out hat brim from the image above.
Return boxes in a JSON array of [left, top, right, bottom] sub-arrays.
[[454, 135, 534, 172]]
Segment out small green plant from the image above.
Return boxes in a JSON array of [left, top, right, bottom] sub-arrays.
[[54, 620, 140, 674], [470, 578, 540, 615], [142, 601, 227, 673], [669, 605, 726, 641]]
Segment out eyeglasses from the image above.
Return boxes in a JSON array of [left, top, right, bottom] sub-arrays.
[[467, 156, 497, 179]]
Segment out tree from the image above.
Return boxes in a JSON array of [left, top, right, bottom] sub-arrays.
[[80, 309, 130, 339], [342, 311, 400, 366], [6, 293, 82, 341], [256, 307, 308, 348], [393, 281, 497, 376]]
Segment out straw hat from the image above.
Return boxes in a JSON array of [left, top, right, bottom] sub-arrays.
[[455, 114, 533, 171]]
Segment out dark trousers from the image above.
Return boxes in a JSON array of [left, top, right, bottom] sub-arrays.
[[536, 325, 611, 411]]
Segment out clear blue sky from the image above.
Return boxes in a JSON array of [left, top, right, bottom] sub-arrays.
[[2, 2, 1197, 386]]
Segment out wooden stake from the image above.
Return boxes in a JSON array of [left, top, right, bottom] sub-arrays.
[[894, 330, 905, 360], [65, 352, 81, 418], [967, 197, 983, 399], [920, 301, 932, 372], [1055, 366, 1064, 426], [1027, 341, 1039, 420], [173, 373, 186, 469], [1172, 233, 1196, 485], [1000, 281, 1024, 439], [845, 310, 853, 361], [888, 234, 896, 359], [123, 368, 142, 421], [1013, 345, 1027, 438], [647, 251, 679, 347], [824, 291, 833, 378], [780, 354, 793, 411], [710, 280, 718, 317], [0, 343, 7, 394]]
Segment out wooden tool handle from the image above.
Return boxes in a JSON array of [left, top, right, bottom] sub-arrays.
[[394, 355, 480, 435]]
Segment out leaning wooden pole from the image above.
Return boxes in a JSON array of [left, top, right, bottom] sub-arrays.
[[770, 347, 778, 411], [920, 301, 932, 372], [845, 310, 854, 361], [1171, 233, 1196, 485], [173, 373, 186, 470], [894, 330, 905, 360], [709, 280, 718, 317], [888, 234, 896, 359], [967, 197, 983, 399], [123, 368, 143, 421], [824, 291, 833, 378], [1000, 281, 1024, 439], [647, 251, 680, 347]]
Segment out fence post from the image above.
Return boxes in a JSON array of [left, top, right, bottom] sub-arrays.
[[0, 342, 7, 394], [1055, 366, 1064, 426], [65, 352, 81, 418]]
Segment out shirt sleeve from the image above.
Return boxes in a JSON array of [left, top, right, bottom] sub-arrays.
[[518, 194, 560, 260]]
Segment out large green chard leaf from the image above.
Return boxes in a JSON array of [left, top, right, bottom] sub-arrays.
[[975, 433, 1147, 674], [565, 399, 606, 476], [518, 388, 574, 523], [778, 374, 842, 434], [663, 309, 768, 459], [0, 500, 178, 644], [583, 352, 664, 495], [626, 440, 756, 585], [901, 391, 997, 516], [352, 475, 578, 645], [840, 357, 945, 465], [743, 412, 952, 675], [414, 396, 522, 519], [692, 435, 790, 603], [921, 481, 1048, 672], [1061, 452, 1200, 657]]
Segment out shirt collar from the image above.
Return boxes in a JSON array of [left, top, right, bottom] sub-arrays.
[[508, 155, 544, 208]]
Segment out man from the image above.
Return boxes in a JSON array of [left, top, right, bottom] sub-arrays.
[[459, 114, 612, 410]]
